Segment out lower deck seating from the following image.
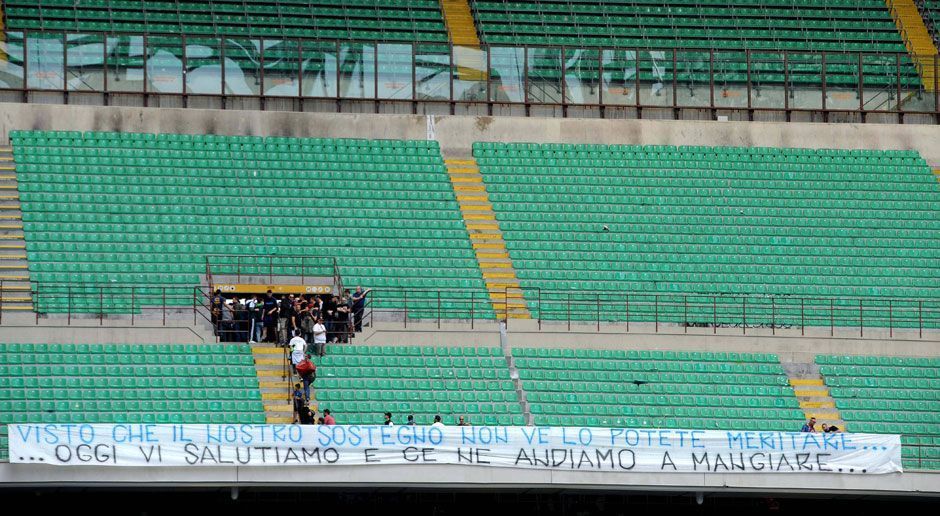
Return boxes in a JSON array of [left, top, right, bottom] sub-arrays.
[[0, 342, 265, 460], [818, 354, 940, 470], [314, 345, 523, 425], [514, 348, 801, 430]]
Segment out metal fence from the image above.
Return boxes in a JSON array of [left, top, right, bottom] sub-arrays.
[[1, 30, 938, 121]]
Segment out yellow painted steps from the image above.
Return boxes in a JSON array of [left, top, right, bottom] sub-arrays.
[[887, 0, 939, 90], [789, 379, 824, 387]]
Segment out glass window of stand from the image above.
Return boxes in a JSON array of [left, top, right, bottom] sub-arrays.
[[301, 40, 338, 98], [26, 32, 65, 90], [104, 34, 144, 93], [263, 39, 300, 97], [223, 38, 261, 96], [67, 33, 105, 92]]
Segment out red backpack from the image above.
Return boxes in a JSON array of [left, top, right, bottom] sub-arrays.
[[296, 359, 316, 377]]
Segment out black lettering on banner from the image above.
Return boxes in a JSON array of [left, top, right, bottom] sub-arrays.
[[403, 447, 420, 462], [576, 450, 594, 469], [139, 445, 160, 463], [420, 448, 437, 463], [729, 452, 745, 471], [595, 449, 613, 469], [283, 448, 301, 464], [515, 448, 533, 466], [54, 445, 72, 463], [323, 448, 340, 463], [661, 451, 677, 471], [457, 448, 472, 464], [302, 447, 322, 463], [749, 452, 766, 471], [692, 452, 710, 471], [816, 453, 833, 472], [236, 447, 251, 464], [257, 446, 271, 463], [795, 453, 813, 471], [364, 448, 380, 463], [617, 449, 635, 470], [551, 448, 570, 468], [713, 454, 728, 472], [775, 454, 794, 471], [184, 443, 200, 465]]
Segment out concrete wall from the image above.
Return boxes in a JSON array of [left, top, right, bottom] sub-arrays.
[[1, 463, 938, 496], [2, 103, 940, 163]]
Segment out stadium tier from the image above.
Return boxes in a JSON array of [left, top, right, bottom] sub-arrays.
[[314, 345, 525, 426], [0, 342, 266, 460], [13, 131, 490, 317], [817, 354, 940, 469], [475, 142, 940, 327], [1, 0, 449, 43], [514, 348, 801, 430]]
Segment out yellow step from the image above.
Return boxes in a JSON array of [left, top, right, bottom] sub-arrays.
[[0, 274, 28, 280], [803, 412, 841, 421], [256, 369, 285, 378], [799, 401, 836, 409], [483, 272, 515, 279], [0, 264, 27, 269], [251, 346, 283, 355], [0, 284, 29, 290], [461, 204, 492, 211], [469, 233, 501, 240], [789, 379, 824, 387], [479, 261, 512, 269], [0, 176, 15, 180], [450, 175, 482, 183], [254, 357, 284, 366], [444, 159, 476, 165], [466, 222, 499, 230], [259, 381, 288, 389], [463, 213, 495, 221], [0, 305, 31, 311], [477, 252, 509, 259], [447, 167, 480, 174], [473, 242, 505, 249], [266, 416, 294, 424], [0, 245, 24, 249], [454, 184, 485, 192], [262, 392, 290, 401], [0, 255, 26, 259], [794, 389, 830, 398], [456, 195, 487, 202]]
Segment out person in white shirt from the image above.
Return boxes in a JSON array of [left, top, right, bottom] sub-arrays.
[[313, 316, 327, 357], [431, 415, 445, 428], [289, 330, 306, 371]]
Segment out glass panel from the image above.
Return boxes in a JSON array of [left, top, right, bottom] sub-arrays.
[[0, 31, 25, 89], [185, 37, 222, 95], [146, 35, 184, 94], [824, 52, 860, 112], [564, 48, 599, 105], [452, 45, 486, 102], [675, 50, 710, 107], [901, 54, 936, 113], [223, 38, 261, 96], [104, 34, 144, 93], [301, 40, 337, 98], [526, 47, 562, 105], [636, 50, 670, 107], [339, 42, 376, 99], [862, 53, 898, 112], [489, 46, 524, 103], [750, 52, 785, 110], [65, 33, 104, 91], [787, 52, 823, 110], [377, 43, 413, 100], [26, 33, 65, 90], [263, 39, 299, 97], [713, 50, 748, 108], [602, 49, 638, 106]]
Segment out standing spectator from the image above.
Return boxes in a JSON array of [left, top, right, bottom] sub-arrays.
[[297, 301, 316, 349], [247, 294, 263, 344], [323, 409, 335, 425], [292, 383, 305, 423], [351, 286, 371, 332], [323, 295, 338, 343], [277, 295, 295, 346], [262, 290, 278, 343], [384, 412, 394, 426], [457, 416, 470, 426], [299, 407, 316, 425], [406, 414, 416, 425], [220, 299, 235, 342], [289, 330, 307, 372], [337, 294, 352, 343], [801, 417, 817, 433], [431, 415, 445, 428], [210, 289, 224, 336], [313, 316, 327, 357], [232, 297, 248, 343]]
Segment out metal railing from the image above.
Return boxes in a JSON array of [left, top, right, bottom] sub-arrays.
[[0, 30, 937, 122], [205, 254, 340, 286], [1, 283, 938, 338]]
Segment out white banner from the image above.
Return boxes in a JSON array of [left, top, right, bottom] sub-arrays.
[[8, 424, 901, 474]]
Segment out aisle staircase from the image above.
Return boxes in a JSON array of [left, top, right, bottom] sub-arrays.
[[251, 343, 295, 424], [0, 147, 30, 314], [785, 362, 845, 431], [440, 0, 486, 80], [444, 157, 530, 319], [887, 0, 939, 91]]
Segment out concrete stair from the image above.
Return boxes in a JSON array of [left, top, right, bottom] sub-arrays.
[[251, 344, 295, 424], [445, 157, 530, 320], [887, 0, 939, 91], [785, 362, 844, 430], [0, 146, 30, 313]]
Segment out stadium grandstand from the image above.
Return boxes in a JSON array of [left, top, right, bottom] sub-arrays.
[[0, 0, 939, 512]]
